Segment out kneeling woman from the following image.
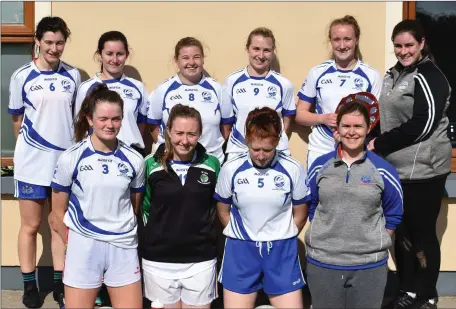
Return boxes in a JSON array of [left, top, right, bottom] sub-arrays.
[[141, 104, 220, 308], [305, 98, 403, 309], [215, 107, 309, 309], [49, 83, 145, 309]]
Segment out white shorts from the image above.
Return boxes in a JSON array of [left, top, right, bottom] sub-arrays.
[[143, 261, 218, 306], [63, 230, 141, 289]]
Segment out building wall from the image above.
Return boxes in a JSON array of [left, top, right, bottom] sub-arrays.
[[2, 1, 456, 273]]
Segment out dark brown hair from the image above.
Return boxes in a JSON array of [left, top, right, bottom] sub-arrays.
[[328, 15, 363, 61], [33, 16, 71, 58], [160, 104, 203, 171], [95, 31, 130, 72], [246, 27, 276, 50], [336, 101, 370, 127], [245, 107, 282, 144], [174, 37, 204, 60], [74, 83, 124, 142], [391, 19, 431, 59]]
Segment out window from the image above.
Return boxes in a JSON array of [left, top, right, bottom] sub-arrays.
[[1, 1, 35, 43]]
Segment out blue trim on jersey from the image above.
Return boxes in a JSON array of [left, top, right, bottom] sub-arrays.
[[86, 81, 102, 97], [147, 118, 161, 125], [13, 63, 32, 80], [58, 67, 76, 83], [8, 107, 25, 115], [50, 181, 71, 193], [230, 206, 251, 241], [137, 113, 147, 123], [272, 161, 293, 191], [121, 79, 143, 113], [232, 126, 246, 145], [307, 255, 388, 270], [315, 66, 337, 90], [22, 116, 66, 151], [162, 81, 182, 113], [120, 144, 144, 161], [221, 116, 235, 125], [72, 148, 95, 182], [292, 196, 311, 206], [297, 93, 316, 104], [131, 186, 145, 193], [22, 70, 41, 110], [74, 179, 84, 192], [231, 160, 252, 191], [214, 192, 232, 204], [69, 194, 134, 236], [282, 109, 296, 116], [353, 67, 373, 92], [231, 74, 250, 103], [114, 149, 137, 180]]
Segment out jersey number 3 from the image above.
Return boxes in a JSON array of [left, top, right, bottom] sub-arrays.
[[102, 164, 109, 174]]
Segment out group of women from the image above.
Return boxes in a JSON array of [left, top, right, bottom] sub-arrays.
[[8, 12, 452, 309]]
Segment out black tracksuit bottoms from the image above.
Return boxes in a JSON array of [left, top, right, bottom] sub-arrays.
[[395, 175, 448, 299]]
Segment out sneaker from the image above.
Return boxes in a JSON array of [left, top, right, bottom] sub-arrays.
[[22, 287, 41, 309], [415, 299, 437, 309], [391, 292, 418, 309], [53, 291, 65, 309]]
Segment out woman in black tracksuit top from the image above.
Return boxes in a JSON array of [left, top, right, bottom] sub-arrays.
[[368, 20, 452, 309], [140, 104, 220, 308]]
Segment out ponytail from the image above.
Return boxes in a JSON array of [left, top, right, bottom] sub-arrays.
[[73, 83, 124, 142]]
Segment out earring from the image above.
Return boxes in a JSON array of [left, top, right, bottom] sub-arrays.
[[34, 45, 40, 59]]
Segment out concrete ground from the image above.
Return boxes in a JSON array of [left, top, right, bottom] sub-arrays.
[[2, 290, 456, 308]]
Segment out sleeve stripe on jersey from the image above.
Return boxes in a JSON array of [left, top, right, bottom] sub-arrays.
[[307, 165, 322, 182], [8, 107, 25, 115], [131, 186, 145, 193], [221, 116, 235, 124], [377, 168, 403, 200], [147, 118, 161, 125], [292, 195, 311, 205], [214, 192, 232, 204], [297, 92, 316, 104], [282, 109, 296, 116], [50, 182, 71, 193], [413, 74, 435, 142]]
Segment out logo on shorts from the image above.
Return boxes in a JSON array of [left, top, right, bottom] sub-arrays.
[[292, 278, 301, 286], [21, 185, 34, 194], [198, 171, 210, 185]]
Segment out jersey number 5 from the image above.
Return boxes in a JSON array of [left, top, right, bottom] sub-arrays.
[[258, 178, 264, 188]]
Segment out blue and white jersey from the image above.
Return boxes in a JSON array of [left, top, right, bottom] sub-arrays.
[[170, 160, 192, 185], [214, 152, 310, 242], [8, 61, 81, 186], [51, 137, 145, 249], [223, 68, 296, 154], [74, 74, 149, 149], [147, 74, 234, 163], [298, 60, 382, 155]]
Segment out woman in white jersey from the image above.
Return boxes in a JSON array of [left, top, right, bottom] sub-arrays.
[[215, 107, 309, 309], [49, 83, 145, 309], [141, 104, 220, 308], [75, 31, 149, 156], [147, 37, 234, 164], [8, 16, 80, 309], [295, 15, 382, 170], [223, 27, 296, 160]]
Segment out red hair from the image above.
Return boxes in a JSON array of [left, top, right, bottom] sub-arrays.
[[245, 107, 282, 143]]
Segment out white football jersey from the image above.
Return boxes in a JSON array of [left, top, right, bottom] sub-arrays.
[[214, 152, 310, 241], [298, 60, 382, 154], [223, 68, 296, 155], [51, 137, 145, 249], [147, 74, 234, 163], [8, 61, 81, 186], [74, 74, 149, 149]]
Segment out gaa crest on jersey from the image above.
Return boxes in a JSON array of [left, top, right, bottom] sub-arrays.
[[201, 91, 213, 103], [198, 171, 210, 185], [117, 162, 131, 178], [354, 78, 364, 90], [61, 80, 72, 93], [267, 86, 277, 99], [273, 175, 286, 191], [123, 89, 134, 99]]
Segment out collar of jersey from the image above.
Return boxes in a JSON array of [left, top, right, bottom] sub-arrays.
[[94, 72, 125, 84], [87, 136, 120, 156], [330, 59, 361, 73], [175, 73, 206, 85], [32, 59, 62, 75], [243, 66, 272, 80], [333, 142, 368, 164], [247, 150, 279, 170]]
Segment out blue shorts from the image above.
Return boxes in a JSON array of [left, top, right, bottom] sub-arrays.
[[14, 180, 51, 200], [219, 237, 305, 295]]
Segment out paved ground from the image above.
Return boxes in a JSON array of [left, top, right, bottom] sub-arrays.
[[2, 290, 456, 308]]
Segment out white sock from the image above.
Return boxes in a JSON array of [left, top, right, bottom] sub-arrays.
[[406, 292, 417, 298], [428, 299, 436, 305]]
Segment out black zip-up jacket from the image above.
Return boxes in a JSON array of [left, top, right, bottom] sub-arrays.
[[374, 56, 452, 181], [140, 143, 220, 263]]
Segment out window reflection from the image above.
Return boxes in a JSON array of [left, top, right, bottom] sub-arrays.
[[1, 2, 24, 24]]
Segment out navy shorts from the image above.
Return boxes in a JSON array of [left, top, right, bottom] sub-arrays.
[[14, 180, 51, 200], [219, 237, 305, 295]]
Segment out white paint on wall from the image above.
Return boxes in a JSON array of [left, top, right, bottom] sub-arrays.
[[384, 1, 403, 73], [34, 1, 52, 27]]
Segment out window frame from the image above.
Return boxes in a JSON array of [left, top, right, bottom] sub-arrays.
[[1, 1, 35, 43]]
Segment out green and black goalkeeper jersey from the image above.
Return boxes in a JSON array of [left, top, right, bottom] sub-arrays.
[[141, 143, 220, 263]]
